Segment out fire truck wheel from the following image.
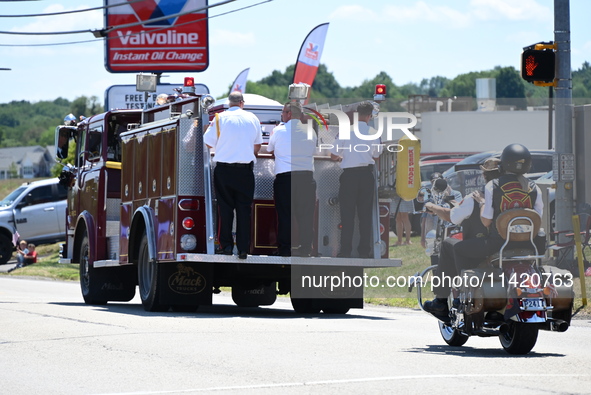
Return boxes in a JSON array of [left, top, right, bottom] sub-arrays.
[[290, 297, 321, 314], [137, 233, 169, 312], [171, 305, 199, 312], [79, 235, 108, 305], [322, 307, 350, 314], [0, 234, 12, 265]]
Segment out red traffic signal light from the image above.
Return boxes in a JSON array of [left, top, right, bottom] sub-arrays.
[[521, 49, 555, 83]]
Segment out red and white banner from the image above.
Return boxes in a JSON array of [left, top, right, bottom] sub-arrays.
[[293, 23, 329, 86], [229, 68, 249, 95], [105, 0, 209, 73]]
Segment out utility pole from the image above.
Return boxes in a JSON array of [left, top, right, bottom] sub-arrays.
[[554, 0, 574, 256]]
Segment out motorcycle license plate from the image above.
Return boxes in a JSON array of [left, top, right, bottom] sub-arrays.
[[522, 298, 546, 310]]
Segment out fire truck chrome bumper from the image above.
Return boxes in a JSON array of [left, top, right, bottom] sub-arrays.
[[94, 260, 121, 268], [177, 254, 401, 267]]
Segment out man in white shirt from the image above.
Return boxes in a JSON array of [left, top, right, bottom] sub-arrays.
[[330, 101, 380, 258], [267, 102, 317, 256], [203, 92, 263, 259]]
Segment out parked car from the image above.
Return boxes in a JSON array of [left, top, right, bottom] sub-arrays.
[[0, 178, 67, 264], [442, 149, 554, 197]]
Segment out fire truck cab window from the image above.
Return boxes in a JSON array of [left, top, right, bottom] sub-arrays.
[[87, 128, 102, 161], [107, 122, 125, 162]]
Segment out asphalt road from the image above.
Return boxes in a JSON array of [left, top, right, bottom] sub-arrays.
[[1, 276, 590, 395]]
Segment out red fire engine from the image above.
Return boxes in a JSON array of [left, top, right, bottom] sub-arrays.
[[55, 79, 403, 313]]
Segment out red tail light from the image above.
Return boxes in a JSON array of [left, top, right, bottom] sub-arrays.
[[182, 217, 195, 230]]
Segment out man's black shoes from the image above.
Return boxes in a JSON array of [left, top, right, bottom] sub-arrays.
[[215, 246, 246, 259], [424, 298, 449, 315], [215, 246, 233, 255], [424, 298, 451, 323]]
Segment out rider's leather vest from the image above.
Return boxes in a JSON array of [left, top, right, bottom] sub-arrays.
[[462, 198, 488, 240], [490, 174, 537, 236]]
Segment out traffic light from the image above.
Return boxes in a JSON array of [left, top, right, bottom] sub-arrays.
[[521, 48, 555, 83]]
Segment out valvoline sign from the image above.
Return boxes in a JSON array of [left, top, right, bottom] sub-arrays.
[[105, 0, 209, 73]]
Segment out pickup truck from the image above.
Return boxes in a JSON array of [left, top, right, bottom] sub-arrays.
[[0, 178, 67, 264]]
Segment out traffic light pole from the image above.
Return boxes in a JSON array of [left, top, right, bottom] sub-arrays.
[[547, 87, 553, 150], [554, 0, 575, 258]]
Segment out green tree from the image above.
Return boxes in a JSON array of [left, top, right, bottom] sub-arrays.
[[443, 70, 492, 97], [259, 65, 294, 87], [70, 95, 103, 119], [494, 66, 527, 109], [8, 162, 18, 179], [573, 61, 591, 104], [309, 64, 341, 98], [418, 76, 450, 97]]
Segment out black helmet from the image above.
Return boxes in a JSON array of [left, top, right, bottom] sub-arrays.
[[500, 144, 531, 175], [430, 172, 443, 181], [432, 178, 448, 193]]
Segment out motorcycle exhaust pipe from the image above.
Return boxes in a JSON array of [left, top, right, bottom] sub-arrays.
[[552, 321, 569, 332]]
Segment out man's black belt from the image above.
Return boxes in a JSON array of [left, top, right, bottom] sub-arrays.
[[217, 161, 254, 168], [343, 164, 374, 172], [276, 170, 313, 177]]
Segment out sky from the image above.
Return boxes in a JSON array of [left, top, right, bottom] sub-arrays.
[[1, 0, 590, 105]]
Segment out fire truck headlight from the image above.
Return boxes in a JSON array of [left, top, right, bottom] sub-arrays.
[[180, 234, 197, 251], [201, 95, 215, 109]]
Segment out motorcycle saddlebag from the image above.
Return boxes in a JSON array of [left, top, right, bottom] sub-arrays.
[[460, 268, 507, 314], [540, 265, 574, 312]]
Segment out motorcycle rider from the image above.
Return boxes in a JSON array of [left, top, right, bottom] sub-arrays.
[[454, 143, 545, 271], [423, 158, 502, 318], [420, 173, 462, 250]]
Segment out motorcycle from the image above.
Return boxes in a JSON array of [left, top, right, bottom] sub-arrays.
[[411, 208, 575, 354]]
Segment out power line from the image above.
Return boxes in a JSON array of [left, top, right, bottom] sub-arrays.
[[0, 0, 236, 36], [101, 0, 237, 36], [0, 0, 273, 47], [0, 0, 144, 18]]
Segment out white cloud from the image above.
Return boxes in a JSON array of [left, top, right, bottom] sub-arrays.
[[331, 0, 552, 29], [504, 31, 546, 46], [6, 4, 102, 53], [209, 29, 255, 47], [11, 5, 102, 34], [469, 0, 552, 22], [329, 5, 378, 21], [384, 1, 472, 28], [572, 40, 591, 67]]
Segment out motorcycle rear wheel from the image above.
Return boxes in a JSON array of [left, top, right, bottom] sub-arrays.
[[438, 321, 469, 346], [499, 322, 539, 355]]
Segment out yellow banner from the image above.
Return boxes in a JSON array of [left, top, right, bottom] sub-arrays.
[[395, 136, 421, 201]]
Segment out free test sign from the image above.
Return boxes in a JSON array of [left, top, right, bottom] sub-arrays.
[[105, 0, 209, 73]]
